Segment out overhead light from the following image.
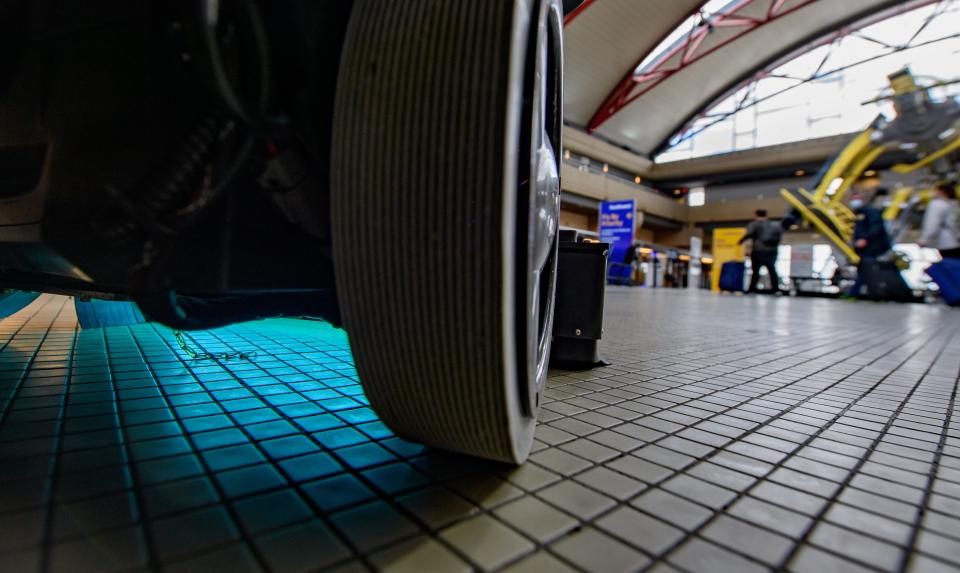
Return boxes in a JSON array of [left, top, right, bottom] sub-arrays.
[[638, 247, 654, 255], [864, 170, 877, 177], [564, 150, 571, 160], [673, 189, 682, 195], [635, 176, 642, 184], [794, 170, 806, 177], [702, 257, 714, 265], [679, 255, 691, 261], [603, 164, 609, 173]]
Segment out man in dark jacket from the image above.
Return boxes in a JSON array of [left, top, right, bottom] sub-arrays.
[[848, 191, 892, 297], [739, 209, 783, 293]]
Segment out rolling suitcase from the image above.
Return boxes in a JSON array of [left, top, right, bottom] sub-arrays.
[[926, 258, 960, 305], [860, 260, 914, 302], [719, 261, 745, 292]]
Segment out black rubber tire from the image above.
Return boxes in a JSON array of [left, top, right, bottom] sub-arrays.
[[331, 0, 563, 463]]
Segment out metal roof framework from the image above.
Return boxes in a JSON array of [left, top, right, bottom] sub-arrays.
[[663, 0, 948, 156], [585, 0, 818, 133], [563, 0, 919, 158]]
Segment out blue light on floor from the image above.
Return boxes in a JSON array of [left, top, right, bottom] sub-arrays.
[[0, 306, 464, 571]]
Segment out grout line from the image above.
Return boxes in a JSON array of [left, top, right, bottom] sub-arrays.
[[899, 330, 960, 572], [37, 299, 79, 573]]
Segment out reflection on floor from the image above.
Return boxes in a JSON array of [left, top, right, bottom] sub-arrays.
[[0, 291, 959, 572]]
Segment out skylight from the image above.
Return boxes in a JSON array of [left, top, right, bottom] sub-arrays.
[[634, 0, 740, 75], [656, 0, 960, 163]]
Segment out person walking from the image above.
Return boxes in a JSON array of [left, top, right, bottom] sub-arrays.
[[738, 209, 783, 293], [847, 191, 892, 298], [920, 183, 960, 259]]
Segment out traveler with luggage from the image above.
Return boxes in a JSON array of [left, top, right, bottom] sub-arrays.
[[920, 183, 960, 259], [847, 191, 893, 298], [738, 209, 783, 293], [921, 183, 960, 305]]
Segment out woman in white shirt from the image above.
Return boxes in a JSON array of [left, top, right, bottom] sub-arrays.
[[920, 183, 960, 259]]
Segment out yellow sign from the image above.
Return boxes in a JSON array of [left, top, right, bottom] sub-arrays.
[[711, 228, 747, 292]]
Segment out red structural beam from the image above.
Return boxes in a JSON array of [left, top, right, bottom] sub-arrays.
[[586, 0, 819, 133], [564, 0, 597, 26]]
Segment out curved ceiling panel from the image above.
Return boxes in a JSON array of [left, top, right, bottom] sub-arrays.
[[565, 0, 911, 157], [563, 0, 703, 126], [598, 0, 908, 154]]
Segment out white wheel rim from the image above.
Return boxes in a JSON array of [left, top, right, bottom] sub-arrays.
[[517, 0, 563, 417]]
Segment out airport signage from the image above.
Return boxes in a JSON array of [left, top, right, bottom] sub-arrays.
[[599, 199, 637, 264]]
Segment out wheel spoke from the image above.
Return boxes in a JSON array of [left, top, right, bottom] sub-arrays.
[[533, 138, 560, 271], [529, 4, 560, 277], [532, 16, 549, 154], [528, 267, 542, 360]]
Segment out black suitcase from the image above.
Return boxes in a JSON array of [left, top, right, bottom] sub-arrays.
[[860, 260, 915, 302]]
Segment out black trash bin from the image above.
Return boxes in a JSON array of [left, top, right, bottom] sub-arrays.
[[550, 230, 610, 368]]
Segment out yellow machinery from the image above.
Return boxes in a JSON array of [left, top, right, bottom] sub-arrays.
[[781, 69, 960, 264]]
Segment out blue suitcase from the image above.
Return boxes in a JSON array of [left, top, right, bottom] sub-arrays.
[[927, 258, 960, 306], [719, 262, 745, 292]]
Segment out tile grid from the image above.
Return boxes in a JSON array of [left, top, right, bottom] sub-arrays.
[[0, 296, 73, 424], [673, 320, 957, 572], [46, 318, 148, 571], [124, 320, 358, 571], [169, 325, 409, 572], [0, 295, 77, 571], [169, 302, 956, 568], [0, 293, 959, 573], [535, 308, 954, 572], [204, 322, 591, 572], [214, 307, 890, 571], [190, 325, 455, 570], [99, 327, 159, 572], [154, 320, 362, 568], [36, 313, 79, 573], [897, 344, 960, 571], [103, 324, 232, 569]]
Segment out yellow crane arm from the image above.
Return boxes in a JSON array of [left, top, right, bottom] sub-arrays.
[[812, 129, 882, 203], [781, 128, 888, 266], [780, 188, 860, 264], [890, 136, 960, 174]]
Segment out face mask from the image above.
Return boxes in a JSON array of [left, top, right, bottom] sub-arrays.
[[849, 199, 864, 210]]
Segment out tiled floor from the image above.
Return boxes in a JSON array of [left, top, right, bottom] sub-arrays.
[[1, 290, 959, 573]]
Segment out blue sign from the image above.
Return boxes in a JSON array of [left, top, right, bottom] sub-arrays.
[[599, 199, 636, 283]]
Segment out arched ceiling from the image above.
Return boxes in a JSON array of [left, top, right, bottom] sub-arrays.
[[563, 0, 703, 133], [564, 0, 914, 158]]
